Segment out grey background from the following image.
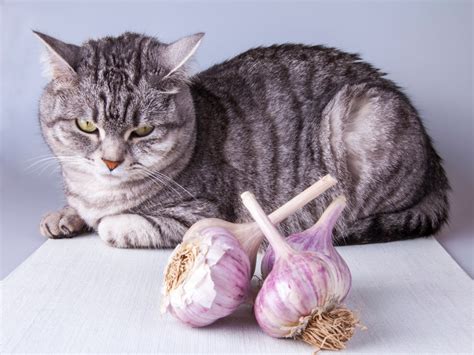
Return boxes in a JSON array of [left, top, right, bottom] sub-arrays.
[[1, 0, 472, 279]]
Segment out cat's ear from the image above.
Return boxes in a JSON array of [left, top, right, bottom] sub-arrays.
[[161, 32, 204, 79], [33, 31, 80, 80]]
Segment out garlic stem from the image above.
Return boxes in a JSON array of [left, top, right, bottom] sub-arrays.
[[316, 195, 346, 228], [241, 192, 294, 259], [268, 174, 337, 225]]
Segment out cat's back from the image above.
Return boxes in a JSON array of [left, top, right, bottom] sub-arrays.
[[193, 44, 393, 101], [197, 44, 368, 77]]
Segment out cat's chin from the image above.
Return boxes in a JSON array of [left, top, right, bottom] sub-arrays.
[[96, 171, 128, 184]]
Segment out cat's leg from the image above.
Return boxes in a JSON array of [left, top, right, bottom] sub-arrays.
[[320, 83, 449, 244], [97, 214, 162, 248], [40, 206, 87, 238], [97, 205, 217, 248]]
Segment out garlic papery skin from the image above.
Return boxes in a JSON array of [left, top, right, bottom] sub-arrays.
[[241, 192, 357, 351], [160, 227, 251, 327], [261, 196, 351, 301]]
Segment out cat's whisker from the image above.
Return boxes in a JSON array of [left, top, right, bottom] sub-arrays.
[[26, 155, 85, 171], [35, 163, 59, 176], [150, 170, 196, 200], [45, 165, 62, 177], [25, 156, 61, 171], [134, 168, 184, 200], [138, 166, 195, 200], [143, 172, 184, 200], [38, 160, 76, 176], [28, 160, 62, 175], [28, 156, 90, 176], [25, 154, 57, 163], [133, 170, 176, 198], [140, 169, 185, 199]]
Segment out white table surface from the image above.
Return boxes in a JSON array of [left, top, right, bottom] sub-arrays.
[[1, 235, 472, 354]]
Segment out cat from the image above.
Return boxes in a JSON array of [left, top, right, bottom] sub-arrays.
[[35, 31, 449, 248]]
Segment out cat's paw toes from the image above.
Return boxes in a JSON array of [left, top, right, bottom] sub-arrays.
[[97, 218, 134, 248], [40, 211, 64, 238], [58, 214, 85, 236], [97, 224, 135, 248], [40, 210, 85, 239]]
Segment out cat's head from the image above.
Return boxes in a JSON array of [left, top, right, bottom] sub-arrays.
[[35, 31, 203, 184]]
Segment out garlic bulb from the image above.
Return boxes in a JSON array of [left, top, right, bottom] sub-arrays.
[[161, 175, 337, 328], [241, 192, 358, 351], [161, 226, 251, 327], [261, 195, 350, 296]]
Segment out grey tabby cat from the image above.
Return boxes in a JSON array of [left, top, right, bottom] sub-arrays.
[[35, 31, 449, 248]]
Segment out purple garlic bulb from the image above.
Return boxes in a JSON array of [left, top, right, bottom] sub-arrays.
[[241, 193, 357, 351]]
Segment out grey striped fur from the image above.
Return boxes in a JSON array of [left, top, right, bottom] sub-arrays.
[[36, 31, 449, 248]]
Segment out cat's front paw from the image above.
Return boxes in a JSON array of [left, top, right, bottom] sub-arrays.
[[40, 207, 86, 239], [98, 214, 159, 248]]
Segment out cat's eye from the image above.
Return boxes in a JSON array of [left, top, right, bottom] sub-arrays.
[[131, 125, 154, 138], [76, 119, 98, 133]]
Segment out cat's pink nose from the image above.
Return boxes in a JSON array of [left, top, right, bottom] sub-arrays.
[[102, 158, 122, 171]]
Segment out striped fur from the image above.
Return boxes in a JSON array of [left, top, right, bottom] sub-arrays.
[[36, 32, 449, 248]]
